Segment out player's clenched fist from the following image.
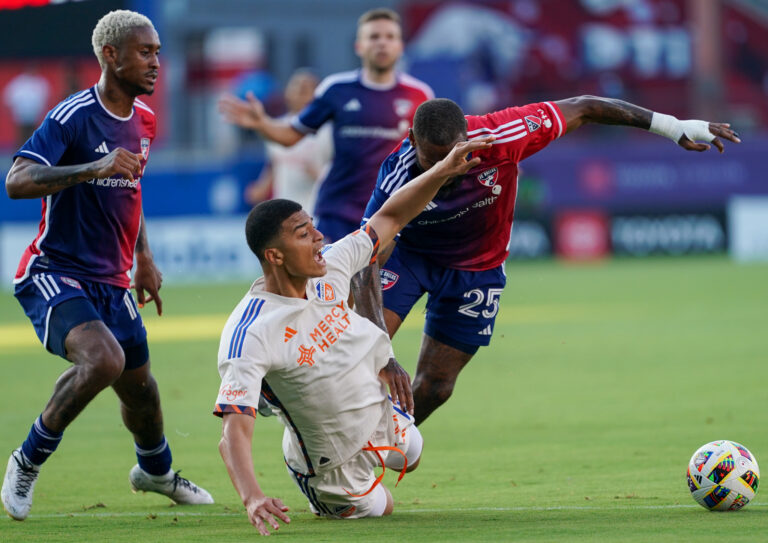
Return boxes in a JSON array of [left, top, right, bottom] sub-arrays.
[[93, 147, 143, 181]]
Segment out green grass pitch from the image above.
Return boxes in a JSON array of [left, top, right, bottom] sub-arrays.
[[1, 256, 766, 541]]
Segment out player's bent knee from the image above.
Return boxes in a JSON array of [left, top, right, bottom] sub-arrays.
[[385, 423, 423, 473], [376, 485, 394, 517], [73, 340, 126, 386]]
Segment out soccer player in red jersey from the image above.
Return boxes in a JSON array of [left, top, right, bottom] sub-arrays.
[[355, 96, 740, 425]]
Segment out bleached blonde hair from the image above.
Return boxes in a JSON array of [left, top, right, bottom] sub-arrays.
[[92, 10, 156, 68]]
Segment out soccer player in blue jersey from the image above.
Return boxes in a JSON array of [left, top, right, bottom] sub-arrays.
[[1, 10, 212, 521], [354, 97, 741, 425], [219, 8, 433, 242]]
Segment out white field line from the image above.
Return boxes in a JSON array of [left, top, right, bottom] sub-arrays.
[[27, 502, 768, 519]]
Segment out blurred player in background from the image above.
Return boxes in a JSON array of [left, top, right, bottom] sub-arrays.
[[243, 69, 332, 211], [354, 95, 741, 425], [219, 7, 433, 242], [1, 10, 212, 521], [215, 136, 492, 535], [3, 64, 50, 147]]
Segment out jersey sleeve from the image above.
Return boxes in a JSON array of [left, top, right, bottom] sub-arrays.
[[214, 325, 270, 418], [14, 112, 73, 166], [291, 79, 336, 134], [360, 143, 410, 241], [468, 101, 566, 163], [321, 226, 377, 278]]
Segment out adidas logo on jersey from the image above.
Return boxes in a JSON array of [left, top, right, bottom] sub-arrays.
[[94, 141, 109, 154], [478, 325, 493, 336], [284, 326, 297, 342], [343, 98, 362, 111], [424, 201, 437, 211]]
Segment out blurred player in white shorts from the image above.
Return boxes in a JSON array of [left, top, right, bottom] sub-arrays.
[[214, 135, 494, 535]]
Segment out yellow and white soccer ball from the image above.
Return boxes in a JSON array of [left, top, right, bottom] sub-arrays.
[[687, 440, 759, 511]]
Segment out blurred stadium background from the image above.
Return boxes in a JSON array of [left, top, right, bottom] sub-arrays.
[[0, 0, 767, 284]]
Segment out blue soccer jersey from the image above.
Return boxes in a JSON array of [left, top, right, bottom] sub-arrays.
[[363, 102, 567, 271], [291, 70, 432, 226], [13, 85, 156, 288]]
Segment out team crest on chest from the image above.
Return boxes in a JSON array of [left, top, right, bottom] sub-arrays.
[[394, 99, 412, 117], [477, 167, 498, 187], [140, 138, 150, 159], [315, 281, 336, 302]]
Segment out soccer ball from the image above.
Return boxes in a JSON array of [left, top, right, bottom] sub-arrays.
[[687, 440, 760, 511]]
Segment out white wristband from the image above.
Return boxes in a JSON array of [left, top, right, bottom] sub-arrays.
[[650, 112, 715, 144], [649, 112, 684, 143]]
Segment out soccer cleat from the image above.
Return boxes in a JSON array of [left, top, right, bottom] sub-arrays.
[[129, 465, 214, 505], [1, 448, 40, 521]]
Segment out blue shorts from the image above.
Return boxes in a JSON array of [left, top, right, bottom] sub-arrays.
[[14, 272, 149, 369], [315, 215, 360, 244], [380, 246, 506, 351]]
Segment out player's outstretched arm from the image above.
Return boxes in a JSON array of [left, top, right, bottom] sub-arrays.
[[367, 136, 494, 249], [6, 149, 143, 199], [218, 91, 304, 147], [554, 95, 741, 153], [219, 413, 290, 535]]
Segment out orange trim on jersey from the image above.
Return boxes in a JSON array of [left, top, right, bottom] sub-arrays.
[[343, 441, 408, 498], [212, 403, 257, 418], [362, 224, 380, 265]]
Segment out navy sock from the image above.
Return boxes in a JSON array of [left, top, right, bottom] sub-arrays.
[[21, 415, 63, 466], [135, 437, 173, 476]]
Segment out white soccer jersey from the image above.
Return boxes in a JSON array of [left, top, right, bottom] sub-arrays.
[[214, 229, 394, 476]]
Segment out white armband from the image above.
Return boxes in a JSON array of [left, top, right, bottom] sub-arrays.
[[650, 112, 714, 144]]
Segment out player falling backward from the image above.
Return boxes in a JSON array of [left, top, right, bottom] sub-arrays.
[[352, 96, 741, 426], [214, 137, 494, 534]]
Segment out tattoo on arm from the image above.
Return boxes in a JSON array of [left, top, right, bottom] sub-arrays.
[[28, 163, 97, 191], [582, 96, 653, 129], [350, 262, 387, 333]]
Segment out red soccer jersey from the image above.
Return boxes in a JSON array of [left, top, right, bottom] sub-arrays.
[[364, 101, 566, 270]]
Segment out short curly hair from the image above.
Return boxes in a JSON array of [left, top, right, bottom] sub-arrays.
[[92, 10, 156, 68]]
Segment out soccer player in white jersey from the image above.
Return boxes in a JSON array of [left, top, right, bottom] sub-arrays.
[[214, 136, 494, 534]]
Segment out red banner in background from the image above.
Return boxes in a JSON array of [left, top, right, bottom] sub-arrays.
[[404, 0, 768, 127]]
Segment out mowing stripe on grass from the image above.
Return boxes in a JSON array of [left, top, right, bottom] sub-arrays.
[[27, 502, 768, 518], [0, 302, 640, 352]]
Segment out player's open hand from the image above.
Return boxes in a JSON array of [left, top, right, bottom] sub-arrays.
[[678, 122, 741, 153], [133, 253, 163, 316], [245, 495, 290, 536], [435, 136, 495, 179], [93, 147, 143, 181], [379, 357, 414, 415], [219, 91, 267, 130]]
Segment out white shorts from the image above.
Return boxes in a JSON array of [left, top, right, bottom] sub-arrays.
[[287, 402, 422, 519]]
